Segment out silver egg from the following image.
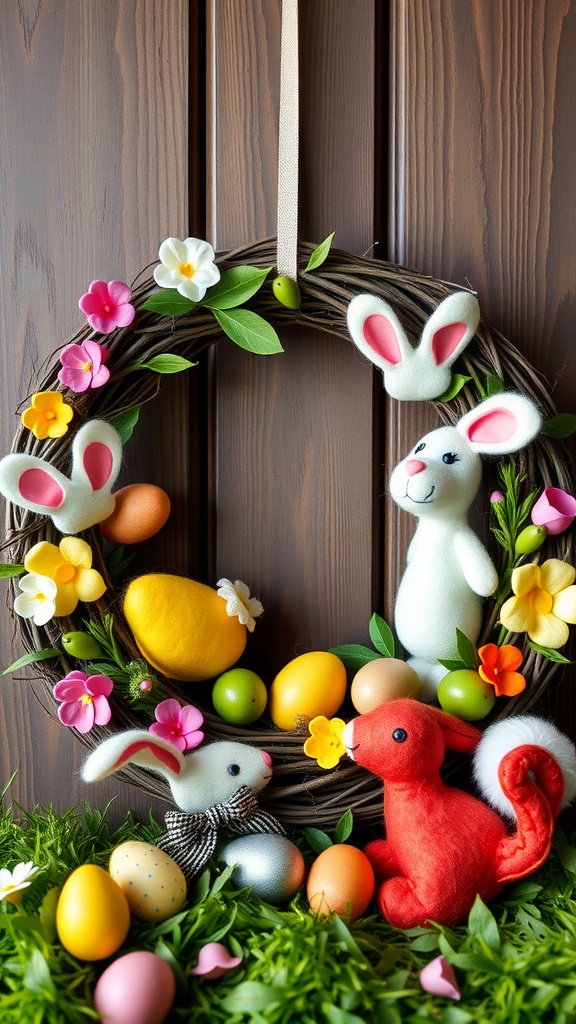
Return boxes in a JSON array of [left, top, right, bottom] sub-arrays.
[[219, 834, 305, 904]]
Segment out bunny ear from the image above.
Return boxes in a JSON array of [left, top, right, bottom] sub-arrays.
[[0, 455, 70, 517], [347, 294, 412, 371], [457, 393, 542, 455], [428, 706, 482, 753], [71, 420, 122, 493], [82, 729, 186, 783], [420, 292, 480, 367]]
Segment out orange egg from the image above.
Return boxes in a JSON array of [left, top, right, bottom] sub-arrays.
[[307, 844, 375, 921], [350, 658, 420, 714], [100, 483, 170, 545]]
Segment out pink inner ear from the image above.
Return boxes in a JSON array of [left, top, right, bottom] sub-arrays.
[[466, 408, 517, 445], [83, 441, 114, 491], [19, 468, 65, 508], [113, 740, 181, 774], [363, 314, 402, 365], [432, 322, 467, 365]]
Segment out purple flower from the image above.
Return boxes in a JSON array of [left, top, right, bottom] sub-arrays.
[[53, 671, 113, 733], [58, 340, 110, 392], [78, 280, 136, 335], [531, 487, 576, 536], [148, 698, 204, 752]]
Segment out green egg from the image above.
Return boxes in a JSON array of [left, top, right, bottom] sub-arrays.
[[272, 275, 301, 309], [515, 524, 547, 555], [61, 631, 105, 660]]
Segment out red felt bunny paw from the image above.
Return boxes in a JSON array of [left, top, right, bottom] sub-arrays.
[[378, 876, 428, 929], [363, 839, 400, 882]]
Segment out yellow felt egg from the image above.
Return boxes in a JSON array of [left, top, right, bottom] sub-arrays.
[[100, 483, 171, 545], [268, 651, 347, 731], [109, 841, 187, 922], [123, 574, 247, 682], [56, 864, 130, 961], [350, 658, 420, 714]]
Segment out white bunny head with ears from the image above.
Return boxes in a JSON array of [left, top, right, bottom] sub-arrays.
[[347, 290, 480, 401], [0, 420, 122, 534], [82, 729, 274, 813]]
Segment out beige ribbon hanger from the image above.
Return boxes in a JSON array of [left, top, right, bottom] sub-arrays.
[[276, 0, 299, 280]]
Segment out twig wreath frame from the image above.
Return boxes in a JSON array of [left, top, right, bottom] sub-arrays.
[[2, 236, 575, 828]]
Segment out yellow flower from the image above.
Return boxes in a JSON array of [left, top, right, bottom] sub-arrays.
[[21, 391, 73, 440], [303, 716, 347, 770], [24, 537, 106, 616], [499, 558, 576, 649]]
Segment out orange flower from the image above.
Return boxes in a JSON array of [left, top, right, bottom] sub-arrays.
[[478, 643, 526, 697]]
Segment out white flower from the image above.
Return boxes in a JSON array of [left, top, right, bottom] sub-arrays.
[[0, 861, 39, 904], [14, 573, 57, 626], [153, 236, 220, 301], [216, 578, 264, 633]]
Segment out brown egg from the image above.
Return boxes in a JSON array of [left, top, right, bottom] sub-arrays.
[[100, 483, 170, 545], [350, 658, 420, 714]]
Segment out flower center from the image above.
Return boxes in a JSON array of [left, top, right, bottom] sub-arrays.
[[54, 562, 76, 585], [80, 694, 93, 705], [103, 303, 112, 314], [179, 261, 196, 278], [80, 360, 93, 373], [44, 411, 56, 420], [531, 587, 553, 615]]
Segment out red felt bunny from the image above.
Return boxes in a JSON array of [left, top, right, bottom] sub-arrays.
[[343, 699, 576, 928]]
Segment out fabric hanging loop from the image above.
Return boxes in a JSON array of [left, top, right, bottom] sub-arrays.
[[276, 0, 299, 280]]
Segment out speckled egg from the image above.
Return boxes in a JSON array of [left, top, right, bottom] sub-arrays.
[[219, 834, 305, 904], [109, 841, 187, 923]]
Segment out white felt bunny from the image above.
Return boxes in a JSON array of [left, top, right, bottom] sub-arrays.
[[389, 393, 542, 698], [0, 420, 122, 534], [347, 290, 480, 400]]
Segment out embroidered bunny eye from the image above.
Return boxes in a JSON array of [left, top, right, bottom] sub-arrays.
[[392, 728, 407, 743], [442, 452, 460, 464], [228, 763, 241, 776], [415, 443, 426, 453]]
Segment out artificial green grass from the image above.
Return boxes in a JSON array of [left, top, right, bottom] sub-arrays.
[[1, 793, 576, 1024]]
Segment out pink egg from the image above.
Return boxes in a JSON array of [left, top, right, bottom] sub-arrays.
[[93, 951, 176, 1024]]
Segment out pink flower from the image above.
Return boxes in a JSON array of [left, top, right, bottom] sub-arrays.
[[58, 340, 110, 392], [53, 670, 113, 733], [490, 491, 505, 503], [78, 280, 136, 335], [149, 698, 204, 752], [531, 487, 576, 536]]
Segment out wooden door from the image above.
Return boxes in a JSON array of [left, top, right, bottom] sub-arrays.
[[0, 0, 574, 821]]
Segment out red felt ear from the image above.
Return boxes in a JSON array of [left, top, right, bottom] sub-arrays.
[[463, 407, 517, 445], [83, 441, 114, 491], [432, 321, 467, 365], [19, 468, 65, 508], [430, 706, 482, 753], [363, 314, 402, 365]]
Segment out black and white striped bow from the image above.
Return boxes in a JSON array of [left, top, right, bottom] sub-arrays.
[[156, 785, 286, 883]]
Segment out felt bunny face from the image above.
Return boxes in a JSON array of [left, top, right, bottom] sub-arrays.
[[390, 393, 542, 519], [0, 420, 122, 534], [347, 291, 480, 401], [82, 729, 274, 813]]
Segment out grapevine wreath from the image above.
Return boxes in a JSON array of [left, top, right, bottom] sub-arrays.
[[1, 233, 575, 831]]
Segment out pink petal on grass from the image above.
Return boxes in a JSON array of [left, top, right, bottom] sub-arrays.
[[420, 955, 461, 1000], [190, 943, 242, 981]]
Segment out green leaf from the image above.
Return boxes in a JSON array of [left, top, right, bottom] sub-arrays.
[[82, 662, 127, 682], [437, 658, 468, 672], [211, 306, 283, 354], [436, 374, 473, 402], [222, 981, 281, 1014], [0, 564, 25, 578], [109, 405, 141, 444], [468, 894, 501, 952], [541, 413, 576, 438], [39, 886, 60, 944], [369, 613, 395, 658], [133, 353, 197, 374], [333, 809, 353, 844], [553, 831, 576, 874], [202, 265, 272, 309], [528, 641, 573, 664], [106, 543, 138, 584], [3, 649, 61, 675], [486, 373, 505, 396], [23, 948, 55, 995], [456, 629, 478, 669], [329, 644, 381, 671], [305, 231, 335, 272], [322, 1005, 367, 1024], [141, 291, 196, 316], [303, 826, 333, 854]]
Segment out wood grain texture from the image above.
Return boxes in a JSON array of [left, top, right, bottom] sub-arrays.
[[0, 0, 189, 820], [388, 0, 576, 736]]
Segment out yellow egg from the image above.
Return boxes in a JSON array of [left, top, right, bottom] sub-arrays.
[[307, 844, 375, 921], [124, 574, 247, 681], [100, 483, 171, 545], [109, 841, 187, 922], [56, 864, 130, 961], [269, 651, 347, 731], [350, 658, 420, 714]]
